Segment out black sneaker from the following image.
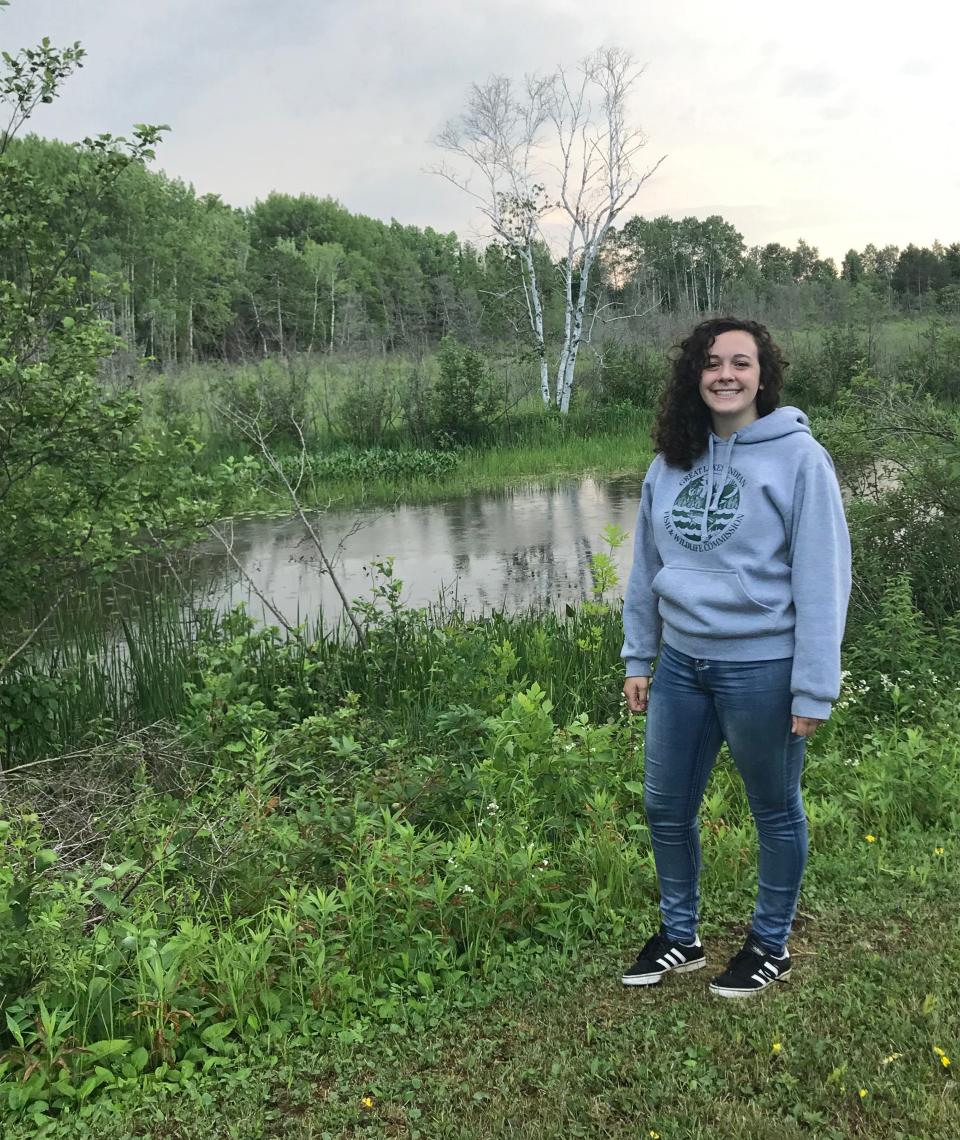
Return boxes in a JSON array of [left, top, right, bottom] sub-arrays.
[[622, 928, 705, 986], [709, 938, 791, 998]]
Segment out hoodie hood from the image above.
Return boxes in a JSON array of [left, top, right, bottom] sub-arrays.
[[723, 406, 812, 445]]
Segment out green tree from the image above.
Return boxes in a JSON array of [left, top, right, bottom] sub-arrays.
[[0, 29, 177, 672], [431, 336, 501, 442], [841, 248, 864, 284], [756, 242, 793, 284]]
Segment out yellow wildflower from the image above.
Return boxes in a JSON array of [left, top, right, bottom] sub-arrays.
[[934, 1046, 946, 1057], [771, 1042, 782, 1054], [361, 1096, 375, 1110], [858, 1088, 868, 1099], [934, 846, 945, 856], [649, 1133, 661, 1139], [865, 834, 876, 843], [942, 1055, 952, 1069]]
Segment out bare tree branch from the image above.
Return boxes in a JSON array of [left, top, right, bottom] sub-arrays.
[[212, 401, 368, 648]]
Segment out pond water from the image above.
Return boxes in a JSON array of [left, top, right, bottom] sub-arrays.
[[185, 475, 646, 627]]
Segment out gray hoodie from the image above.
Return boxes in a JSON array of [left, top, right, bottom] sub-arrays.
[[621, 406, 851, 719]]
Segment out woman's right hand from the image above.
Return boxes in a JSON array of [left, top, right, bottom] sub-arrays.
[[623, 676, 650, 714]]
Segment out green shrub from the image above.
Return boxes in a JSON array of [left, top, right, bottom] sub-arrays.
[[429, 336, 501, 444], [208, 360, 312, 445], [901, 320, 960, 401], [593, 343, 667, 408], [784, 325, 872, 406], [333, 370, 397, 446]]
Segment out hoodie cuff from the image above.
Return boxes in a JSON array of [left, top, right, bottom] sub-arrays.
[[624, 658, 653, 678], [791, 694, 832, 720]]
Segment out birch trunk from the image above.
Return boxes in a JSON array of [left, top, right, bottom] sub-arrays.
[[275, 273, 284, 355], [307, 270, 320, 354], [558, 247, 596, 413], [518, 246, 550, 405]]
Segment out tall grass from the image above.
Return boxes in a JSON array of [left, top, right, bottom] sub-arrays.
[[2, 574, 198, 764]]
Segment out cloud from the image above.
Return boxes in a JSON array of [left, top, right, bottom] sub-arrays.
[[778, 68, 841, 99], [898, 58, 935, 77], [820, 102, 855, 121], [2, 0, 959, 262]]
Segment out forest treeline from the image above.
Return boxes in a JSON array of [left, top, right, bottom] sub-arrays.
[[6, 134, 960, 368]]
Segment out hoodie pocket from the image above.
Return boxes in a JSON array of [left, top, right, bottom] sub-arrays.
[[651, 566, 777, 640]]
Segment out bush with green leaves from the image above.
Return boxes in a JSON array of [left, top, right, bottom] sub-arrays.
[[783, 324, 873, 407], [0, 35, 213, 692], [429, 336, 502, 444], [592, 342, 668, 408], [900, 319, 960, 401], [332, 369, 397, 446], [817, 375, 960, 625], [207, 360, 312, 447]]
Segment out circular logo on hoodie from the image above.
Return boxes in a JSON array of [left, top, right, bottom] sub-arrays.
[[664, 465, 745, 551]]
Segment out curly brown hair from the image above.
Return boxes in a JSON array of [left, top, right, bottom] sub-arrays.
[[652, 317, 788, 469]]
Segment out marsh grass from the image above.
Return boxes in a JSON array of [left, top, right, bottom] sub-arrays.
[[2, 575, 198, 762], [237, 422, 655, 513]]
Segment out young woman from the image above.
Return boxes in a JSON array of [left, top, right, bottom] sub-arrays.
[[620, 317, 851, 998]]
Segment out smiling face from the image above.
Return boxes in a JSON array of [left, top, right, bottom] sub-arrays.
[[698, 329, 762, 435]]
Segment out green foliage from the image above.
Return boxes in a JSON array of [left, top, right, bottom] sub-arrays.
[[277, 446, 461, 484], [901, 320, 960, 400], [0, 573, 957, 1125], [333, 369, 396, 445], [592, 343, 667, 408], [430, 336, 502, 443], [784, 325, 873, 406], [207, 360, 311, 446], [0, 36, 207, 672], [819, 375, 960, 624]]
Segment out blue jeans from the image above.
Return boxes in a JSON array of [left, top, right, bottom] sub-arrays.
[[643, 644, 808, 955]]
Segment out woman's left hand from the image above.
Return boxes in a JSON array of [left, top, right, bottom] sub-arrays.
[[792, 715, 824, 738]]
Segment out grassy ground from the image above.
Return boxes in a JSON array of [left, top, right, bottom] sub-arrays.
[[17, 829, 955, 1139]]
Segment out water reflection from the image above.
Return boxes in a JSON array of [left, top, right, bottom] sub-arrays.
[[187, 475, 645, 626]]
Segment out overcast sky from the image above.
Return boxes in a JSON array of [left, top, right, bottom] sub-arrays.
[[3, 0, 957, 262]]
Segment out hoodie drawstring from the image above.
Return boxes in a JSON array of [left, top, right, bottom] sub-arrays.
[[700, 432, 738, 543], [701, 436, 715, 543]]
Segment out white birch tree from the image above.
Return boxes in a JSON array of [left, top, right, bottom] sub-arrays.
[[434, 75, 553, 405], [547, 48, 664, 412], [435, 48, 663, 412]]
